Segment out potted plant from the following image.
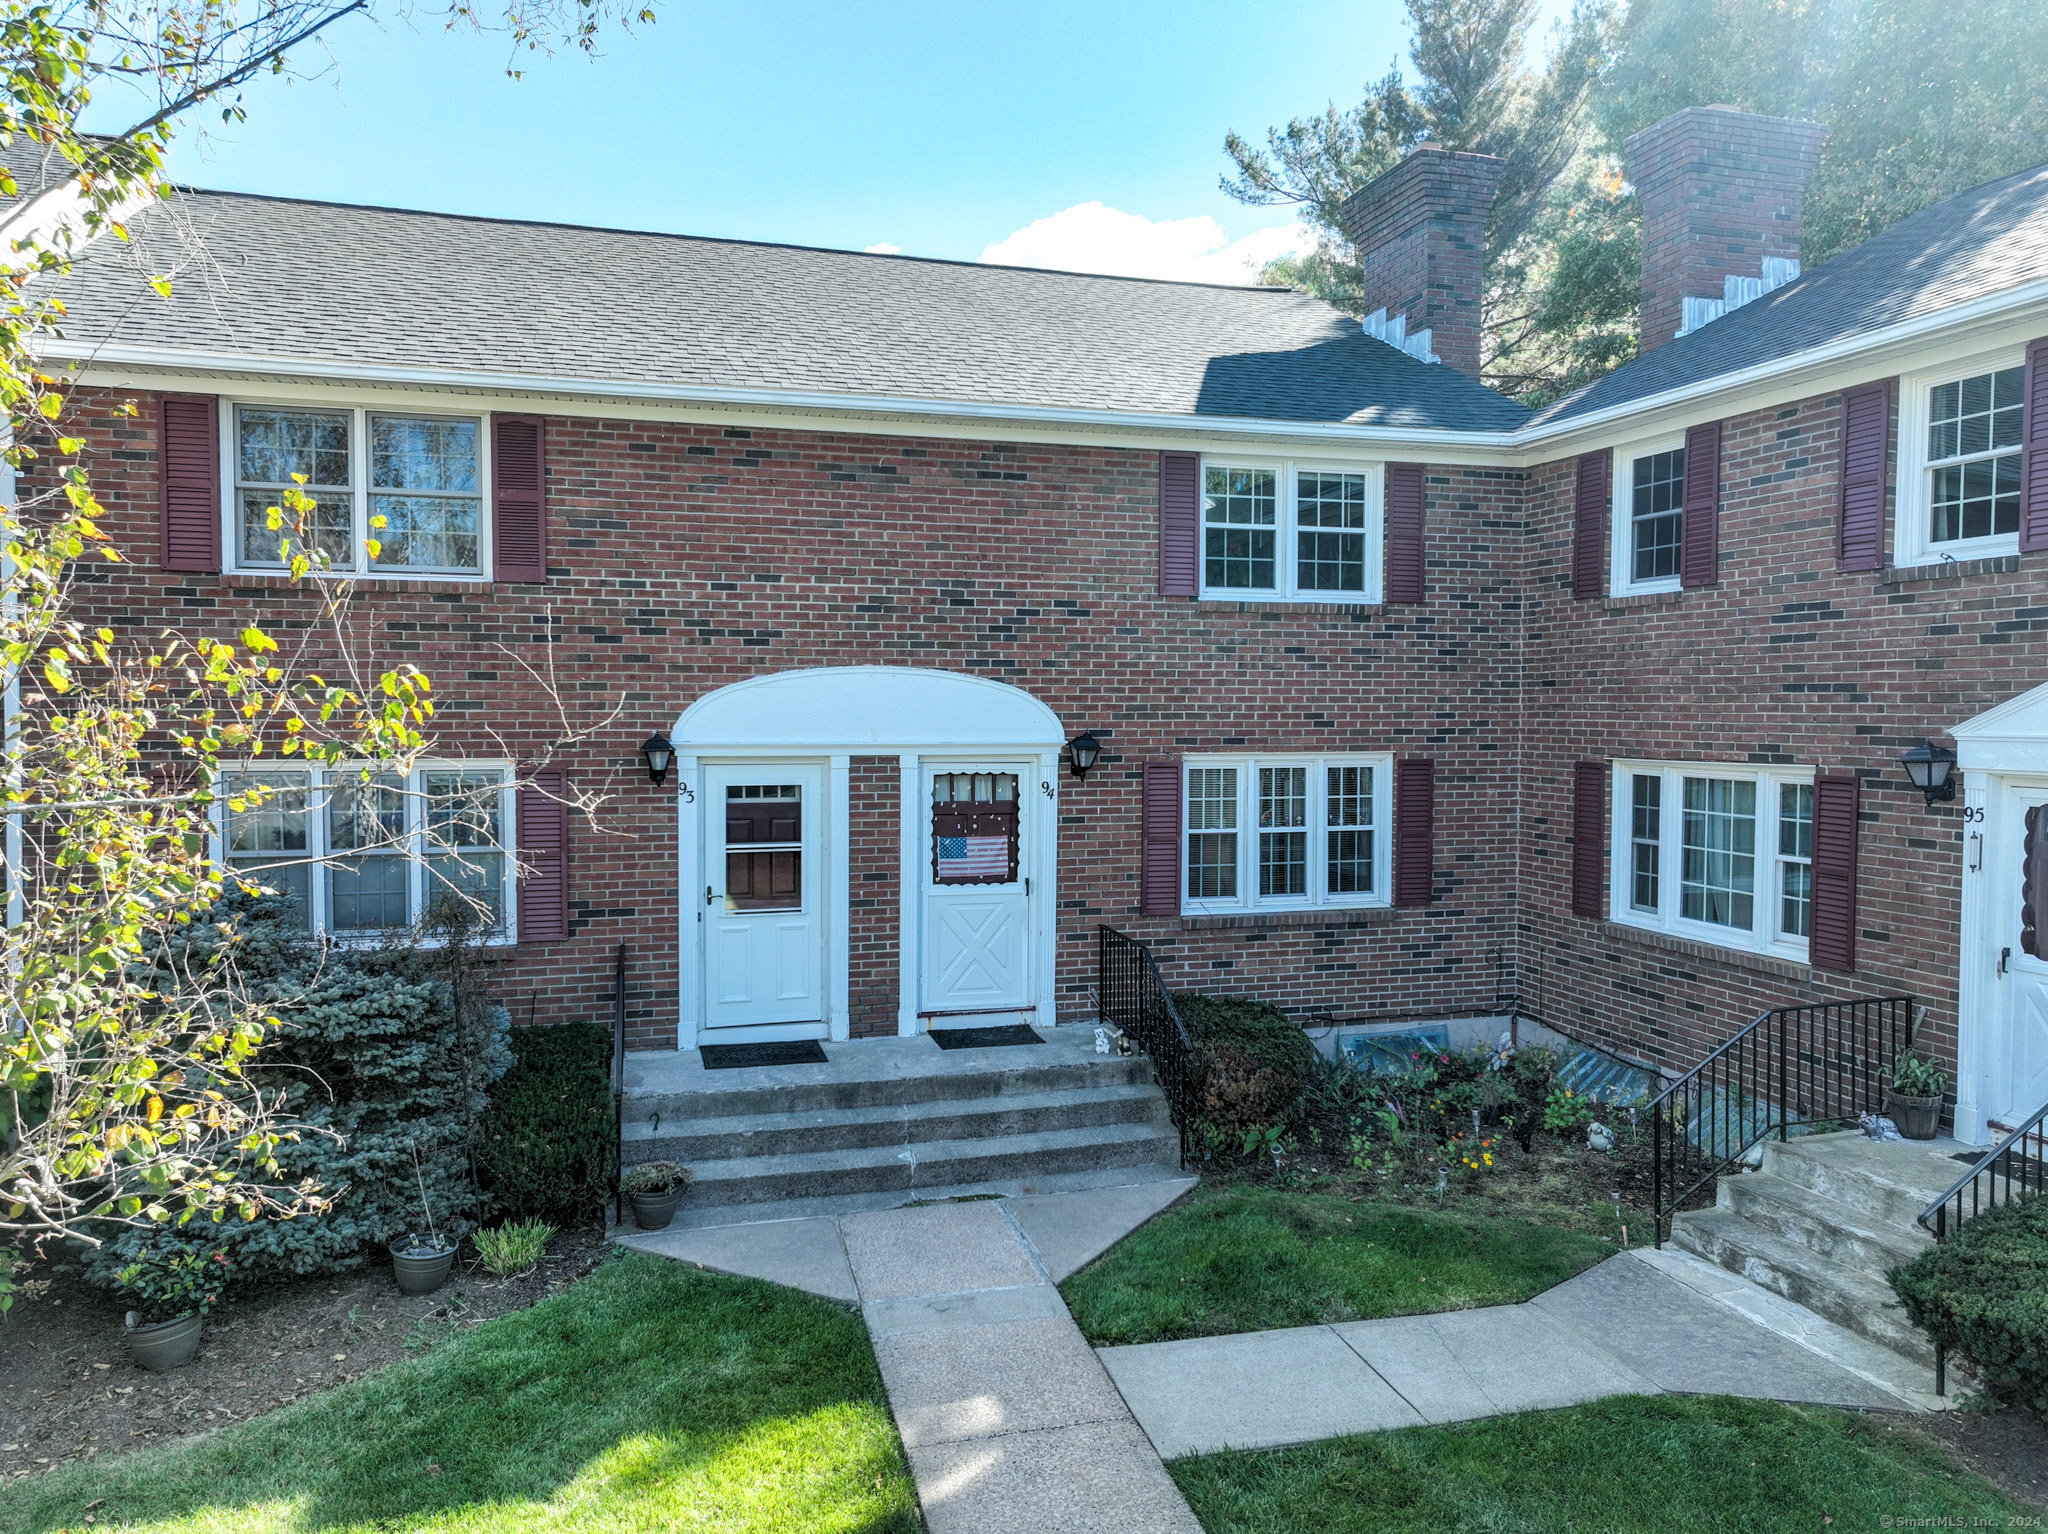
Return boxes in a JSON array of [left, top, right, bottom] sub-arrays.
[[1886, 1050, 1949, 1141], [116, 1242, 233, 1372], [621, 1160, 694, 1230], [390, 1143, 459, 1295]]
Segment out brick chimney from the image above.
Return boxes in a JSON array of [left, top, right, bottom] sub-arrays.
[[1340, 144, 1504, 380], [1625, 105, 1828, 353]]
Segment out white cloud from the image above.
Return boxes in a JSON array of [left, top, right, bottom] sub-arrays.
[[978, 202, 1309, 285], [863, 241, 902, 255]]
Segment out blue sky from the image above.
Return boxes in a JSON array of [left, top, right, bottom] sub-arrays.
[[125, 0, 1571, 281]]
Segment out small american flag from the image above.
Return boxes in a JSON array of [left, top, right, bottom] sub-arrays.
[[937, 835, 1010, 878]]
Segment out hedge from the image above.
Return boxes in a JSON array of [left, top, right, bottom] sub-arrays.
[[479, 1022, 619, 1225], [1890, 1192, 2048, 1412], [1170, 994, 1320, 1135]]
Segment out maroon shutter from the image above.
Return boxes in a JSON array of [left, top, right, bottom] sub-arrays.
[[1393, 758, 1435, 907], [1680, 421, 1721, 588], [159, 394, 220, 572], [517, 767, 568, 943], [2022, 338, 2048, 553], [2024, 806, 2046, 960], [1572, 449, 1610, 599], [1837, 380, 1893, 573], [1159, 452, 1199, 597], [1809, 772, 1860, 974], [1140, 759, 1181, 916], [492, 413, 547, 583], [1572, 761, 1607, 918], [1385, 462, 1426, 603]]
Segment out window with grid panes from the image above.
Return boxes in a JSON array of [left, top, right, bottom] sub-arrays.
[[1927, 365, 2024, 544], [1610, 762, 1814, 959], [220, 765, 513, 937], [1182, 755, 1390, 913], [1630, 447, 1684, 582], [1198, 460, 1382, 602]]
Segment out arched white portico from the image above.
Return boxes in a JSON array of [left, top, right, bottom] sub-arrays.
[[671, 667, 1067, 1048], [1953, 677, 2048, 1143]]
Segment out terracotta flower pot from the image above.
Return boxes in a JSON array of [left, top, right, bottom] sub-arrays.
[[629, 1186, 686, 1230], [1886, 1089, 1943, 1141], [126, 1311, 203, 1372], [389, 1238, 458, 1295]]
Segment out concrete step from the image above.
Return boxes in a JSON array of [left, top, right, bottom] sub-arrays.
[[1670, 1206, 1933, 1367], [623, 1082, 1175, 1162], [1759, 1133, 1962, 1230], [677, 1120, 1183, 1210], [619, 1163, 1196, 1233], [623, 1030, 1161, 1122], [1719, 1171, 1932, 1276]]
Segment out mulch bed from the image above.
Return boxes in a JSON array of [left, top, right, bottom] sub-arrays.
[[1911, 1399, 2048, 1511], [0, 1225, 612, 1485]]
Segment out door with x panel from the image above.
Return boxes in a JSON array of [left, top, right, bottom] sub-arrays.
[[702, 764, 825, 1030], [920, 767, 1033, 1025], [1999, 778, 2048, 1125]]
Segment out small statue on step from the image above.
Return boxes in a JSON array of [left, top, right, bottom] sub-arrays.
[[1586, 1121, 1616, 1153], [1858, 1112, 1904, 1142]]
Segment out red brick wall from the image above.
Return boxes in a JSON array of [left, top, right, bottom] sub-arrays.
[[55, 393, 1523, 1052], [1340, 147, 1504, 380], [1624, 106, 1828, 354], [1521, 381, 2043, 1077], [848, 755, 901, 1037]]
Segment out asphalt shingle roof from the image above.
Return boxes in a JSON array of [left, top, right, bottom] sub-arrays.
[[1529, 162, 2048, 428], [47, 186, 1532, 433]]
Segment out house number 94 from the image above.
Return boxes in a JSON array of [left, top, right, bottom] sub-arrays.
[[1041, 781, 1055, 800]]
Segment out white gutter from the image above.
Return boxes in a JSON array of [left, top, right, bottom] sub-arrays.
[[34, 338, 1525, 451], [35, 268, 2048, 459]]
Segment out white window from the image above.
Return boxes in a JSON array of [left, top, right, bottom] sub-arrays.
[[1610, 761, 1815, 960], [220, 764, 515, 939], [1896, 350, 2026, 566], [1609, 435, 1686, 595], [1201, 459, 1383, 603], [1181, 755, 1391, 914], [228, 403, 488, 577]]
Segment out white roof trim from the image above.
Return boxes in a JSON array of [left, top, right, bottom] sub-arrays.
[[674, 666, 1066, 752], [1954, 677, 2048, 773]]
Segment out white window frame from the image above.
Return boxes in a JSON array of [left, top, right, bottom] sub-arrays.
[[1609, 432, 1687, 597], [221, 400, 493, 580], [1608, 760, 1815, 962], [1198, 457, 1385, 604], [215, 760, 518, 943], [1180, 753, 1393, 916], [1895, 345, 2028, 568]]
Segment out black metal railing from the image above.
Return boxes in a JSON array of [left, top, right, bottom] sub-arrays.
[[1097, 925, 1200, 1164], [1651, 994, 1914, 1247], [1918, 1097, 2048, 1394], [612, 941, 627, 1228]]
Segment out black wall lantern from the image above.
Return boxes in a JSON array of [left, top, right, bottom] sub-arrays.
[[1067, 732, 1102, 779], [1899, 738, 1956, 807], [639, 733, 676, 787]]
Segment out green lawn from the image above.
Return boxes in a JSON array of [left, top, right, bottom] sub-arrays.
[[0, 1254, 919, 1534], [1171, 1395, 2028, 1533], [1062, 1185, 1614, 1345]]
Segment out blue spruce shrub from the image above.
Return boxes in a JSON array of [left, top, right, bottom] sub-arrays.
[[86, 890, 512, 1287]]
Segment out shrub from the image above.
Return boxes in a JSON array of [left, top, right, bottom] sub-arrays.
[[1890, 1194, 2048, 1413], [1544, 1083, 1598, 1135], [480, 1021, 618, 1224], [1173, 994, 1319, 1080], [115, 1240, 235, 1324], [85, 891, 512, 1290], [474, 1218, 556, 1277], [1890, 1049, 1950, 1098], [620, 1160, 694, 1196]]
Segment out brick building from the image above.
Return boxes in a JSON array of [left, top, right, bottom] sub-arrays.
[[24, 106, 2048, 1144]]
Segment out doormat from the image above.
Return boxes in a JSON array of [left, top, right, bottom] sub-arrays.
[[931, 1025, 1044, 1050], [699, 1040, 829, 1069]]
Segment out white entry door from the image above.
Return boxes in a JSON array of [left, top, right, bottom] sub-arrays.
[[920, 766, 1033, 1024], [1994, 776, 2048, 1125], [703, 764, 825, 1031]]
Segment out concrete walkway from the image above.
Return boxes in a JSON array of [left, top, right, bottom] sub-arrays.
[[620, 1178, 1203, 1533], [1100, 1247, 1940, 1459]]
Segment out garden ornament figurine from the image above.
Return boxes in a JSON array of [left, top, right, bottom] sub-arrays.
[[1859, 1113, 1904, 1142], [1587, 1121, 1616, 1152]]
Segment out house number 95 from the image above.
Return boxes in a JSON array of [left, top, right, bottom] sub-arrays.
[[1962, 805, 1984, 823]]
